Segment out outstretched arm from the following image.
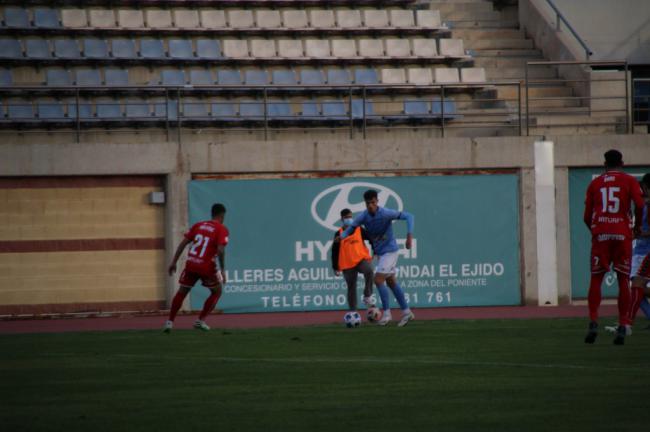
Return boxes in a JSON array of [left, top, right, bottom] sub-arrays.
[[216, 245, 227, 283], [168, 237, 192, 276], [398, 211, 414, 249]]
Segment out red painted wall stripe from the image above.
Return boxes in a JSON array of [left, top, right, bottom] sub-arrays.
[[0, 238, 164, 253], [0, 176, 163, 189]]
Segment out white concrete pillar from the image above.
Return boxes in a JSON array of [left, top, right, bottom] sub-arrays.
[[535, 140, 559, 305], [165, 170, 191, 309]]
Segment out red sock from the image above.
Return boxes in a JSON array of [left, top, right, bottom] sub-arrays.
[[616, 272, 631, 326], [168, 289, 188, 322], [628, 286, 645, 326], [588, 272, 605, 323], [199, 288, 222, 320]]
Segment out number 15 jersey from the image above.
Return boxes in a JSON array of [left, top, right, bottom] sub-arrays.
[[184, 220, 229, 274], [584, 170, 644, 238]]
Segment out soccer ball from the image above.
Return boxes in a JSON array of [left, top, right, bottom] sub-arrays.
[[344, 311, 361, 328], [366, 307, 382, 323]]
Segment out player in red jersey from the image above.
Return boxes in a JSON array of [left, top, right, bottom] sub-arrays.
[[164, 203, 229, 332], [583, 150, 644, 345]]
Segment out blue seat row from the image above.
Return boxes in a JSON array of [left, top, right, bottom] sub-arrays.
[[0, 38, 222, 60], [2, 7, 60, 28], [1, 99, 458, 122], [7, 67, 380, 87]]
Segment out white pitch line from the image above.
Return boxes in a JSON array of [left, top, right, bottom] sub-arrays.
[[114, 354, 644, 373]]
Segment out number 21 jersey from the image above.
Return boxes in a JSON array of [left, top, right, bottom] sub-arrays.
[[183, 220, 229, 274], [584, 171, 644, 237]]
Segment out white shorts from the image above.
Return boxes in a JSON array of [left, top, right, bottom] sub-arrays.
[[375, 251, 399, 275]]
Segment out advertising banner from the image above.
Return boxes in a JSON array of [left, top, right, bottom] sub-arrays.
[[188, 174, 521, 312]]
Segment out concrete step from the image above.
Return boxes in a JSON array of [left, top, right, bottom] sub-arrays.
[[440, 10, 504, 21], [485, 67, 557, 80], [426, 0, 494, 4], [431, 2, 496, 14], [474, 56, 545, 68], [446, 19, 520, 29], [451, 28, 525, 40], [473, 48, 543, 57], [464, 38, 534, 50]]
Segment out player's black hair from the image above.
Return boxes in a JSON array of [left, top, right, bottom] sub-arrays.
[[604, 149, 623, 168], [211, 203, 226, 218], [340, 208, 352, 218], [363, 189, 378, 201], [642, 173, 650, 187]]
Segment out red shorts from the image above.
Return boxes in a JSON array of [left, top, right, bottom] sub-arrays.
[[179, 268, 221, 288], [637, 253, 650, 279], [590, 235, 632, 275]]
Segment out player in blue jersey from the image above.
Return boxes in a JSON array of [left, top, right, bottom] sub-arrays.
[[341, 189, 415, 326], [626, 174, 650, 329]]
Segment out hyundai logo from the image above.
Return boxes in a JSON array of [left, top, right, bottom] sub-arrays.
[[310, 182, 403, 231]]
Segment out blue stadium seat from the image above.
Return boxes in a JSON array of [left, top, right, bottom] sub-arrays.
[[67, 101, 93, 119], [111, 39, 137, 59], [0, 69, 12, 86], [104, 69, 129, 86], [272, 70, 297, 86], [160, 70, 186, 86], [83, 39, 109, 59], [300, 101, 321, 119], [431, 99, 460, 119], [37, 101, 66, 119], [0, 39, 22, 58], [96, 100, 123, 119], [217, 69, 241, 85], [211, 102, 237, 120], [140, 39, 166, 59], [327, 70, 351, 85], [7, 102, 35, 119], [239, 100, 264, 119], [244, 70, 268, 85], [54, 39, 81, 59], [354, 69, 379, 85], [169, 39, 194, 59], [153, 100, 178, 120], [46, 69, 72, 86], [25, 39, 51, 59], [196, 39, 221, 59], [75, 69, 101, 86], [33, 8, 60, 28], [300, 70, 324, 85], [267, 101, 293, 119], [189, 69, 214, 85], [183, 101, 209, 118], [3, 8, 30, 28], [125, 100, 151, 118], [351, 99, 374, 119], [322, 100, 347, 119], [404, 100, 430, 117]]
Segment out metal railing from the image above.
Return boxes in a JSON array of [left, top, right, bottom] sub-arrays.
[[524, 60, 629, 136], [0, 82, 523, 142], [543, 0, 593, 60], [632, 78, 650, 133]]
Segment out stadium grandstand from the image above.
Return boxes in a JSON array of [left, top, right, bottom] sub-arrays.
[[0, 0, 649, 318]]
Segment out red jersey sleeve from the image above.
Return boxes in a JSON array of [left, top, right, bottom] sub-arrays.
[[630, 176, 644, 231], [215, 225, 229, 246]]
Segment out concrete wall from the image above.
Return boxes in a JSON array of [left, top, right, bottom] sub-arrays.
[[521, 0, 650, 64], [1, 134, 650, 310]]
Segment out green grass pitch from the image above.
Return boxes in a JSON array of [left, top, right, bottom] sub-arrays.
[[1, 318, 648, 432]]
